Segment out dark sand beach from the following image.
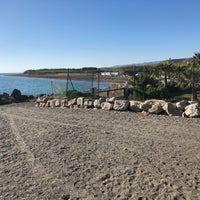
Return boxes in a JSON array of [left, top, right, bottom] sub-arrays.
[[0, 102, 200, 199]]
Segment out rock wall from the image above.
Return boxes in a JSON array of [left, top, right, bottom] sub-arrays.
[[35, 95, 200, 118]]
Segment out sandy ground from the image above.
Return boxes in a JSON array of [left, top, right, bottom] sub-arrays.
[[15, 73, 128, 83], [0, 102, 200, 200]]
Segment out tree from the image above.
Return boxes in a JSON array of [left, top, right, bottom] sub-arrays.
[[129, 74, 168, 100], [191, 52, 200, 101]]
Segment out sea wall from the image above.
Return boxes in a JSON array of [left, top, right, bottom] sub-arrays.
[[35, 95, 200, 118]]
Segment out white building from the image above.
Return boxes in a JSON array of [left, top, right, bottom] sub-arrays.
[[101, 72, 119, 76]]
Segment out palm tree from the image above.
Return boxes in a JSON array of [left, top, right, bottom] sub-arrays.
[[191, 52, 200, 101], [153, 61, 173, 88]]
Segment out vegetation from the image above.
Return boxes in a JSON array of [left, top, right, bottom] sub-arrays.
[[24, 68, 100, 75], [66, 90, 96, 99], [127, 54, 200, 101]]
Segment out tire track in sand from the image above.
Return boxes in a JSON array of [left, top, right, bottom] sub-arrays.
[[2, 111, 87, 199], [3, 112, 47, 177], [1, 112, 63, 199]]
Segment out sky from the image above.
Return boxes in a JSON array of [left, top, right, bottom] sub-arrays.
[[0, 0, 200, 73]]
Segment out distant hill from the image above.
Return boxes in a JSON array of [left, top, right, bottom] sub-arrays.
[[109, 57, 193, 69], [23, 57, 194, 75]]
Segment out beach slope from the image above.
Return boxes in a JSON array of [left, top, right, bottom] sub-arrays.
[[0, 102, 200, 199]]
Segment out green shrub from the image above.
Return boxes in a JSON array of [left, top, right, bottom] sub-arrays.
[[66, 90, 95, 99]]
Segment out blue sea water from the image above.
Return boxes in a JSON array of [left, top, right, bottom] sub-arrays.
[[0, 74, 108, 95]]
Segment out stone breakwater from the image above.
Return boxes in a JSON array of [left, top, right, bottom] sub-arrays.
[[0, 89, 34, 105], [36, 95, 200, 118]]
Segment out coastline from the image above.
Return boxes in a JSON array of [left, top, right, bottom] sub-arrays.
[[10, 73, 128, 83]]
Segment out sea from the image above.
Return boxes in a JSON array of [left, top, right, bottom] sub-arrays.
[[0, 74, 109, 95]]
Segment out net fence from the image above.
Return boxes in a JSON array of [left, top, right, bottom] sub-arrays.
[[51, 81, 67, 96]]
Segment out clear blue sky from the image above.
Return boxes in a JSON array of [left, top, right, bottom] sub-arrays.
[[0, 0, 200, 73]]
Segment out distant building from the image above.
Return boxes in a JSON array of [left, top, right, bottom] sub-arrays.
[[135, 72, 143, 76], [101, 72, 119, 76]]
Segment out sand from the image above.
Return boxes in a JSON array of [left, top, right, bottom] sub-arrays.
[[0, 102, 200, 200]]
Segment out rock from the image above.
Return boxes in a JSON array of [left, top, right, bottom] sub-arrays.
[[113, 100, 129, 111], [36, 96, 50, 107], [0, 93, 12, 105], [21, 95, 29, 102], [182, 112, 188, 118], [148, 104, 163, 114], [68, 98, 77, 107], [183, 103, 200, 118], [55, 99, 61, 107], [84, 99, 93, 108], [11, 89, 22, 102], [176, 100, 189, 111], [145, 99, 166, 106], [93, 99, 101, 108], [35, 97, 42, 107], [94, 98, 106, 109], [140, 99, 166, 112], [88, 100, 94, 108], [36, 97, 42, 103], [101, 102, 113, 110], [77, 97, 84, 107], [50, 99, 57, 108], [45, 100, 51, 107], [61, 99, 68, 107], [162, 102, 176, 115], [10, 89, 29, 102], [140, 102, 152, 111], [41, 97, 48, 103], [106, 97, 116, 103], [129, 100, 142, 112], [169, 109, 182, 117], [40, 102, 46, 107]]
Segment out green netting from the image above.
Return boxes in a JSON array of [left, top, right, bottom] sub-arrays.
[[51, 81, 66, 96]]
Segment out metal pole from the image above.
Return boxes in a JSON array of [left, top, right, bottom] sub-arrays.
[[91, 72, 94, 88], [66, 68, 69, 96], [97, 70, 100, 95]]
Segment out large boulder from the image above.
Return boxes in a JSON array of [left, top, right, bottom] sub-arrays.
[[162, 102, 176, 115], [68, 98, 77, 107], [84, 99, 93, 108], [94, 98, 106, 109], [113, 100, 129, 111], [171, 109, 183, 117], [55, 99, 61, 107], [50, 99, 57, 108], [129, 100, 142, 112], [11, 89, 22, 102], [45, 100, 51, 107], [0, 93, 13, 105], [183, 103, 200, 118], [139, 102, 152, 112], [106, 97, 116, 103], [101, 102, 113, 110], [93, 99, 101, 108], [176, 100, 189, 111], [35, 95, 50, 107], [148, 104, 163, 114], [61, 99, 68, 107], [77, 97, 84, 107]]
